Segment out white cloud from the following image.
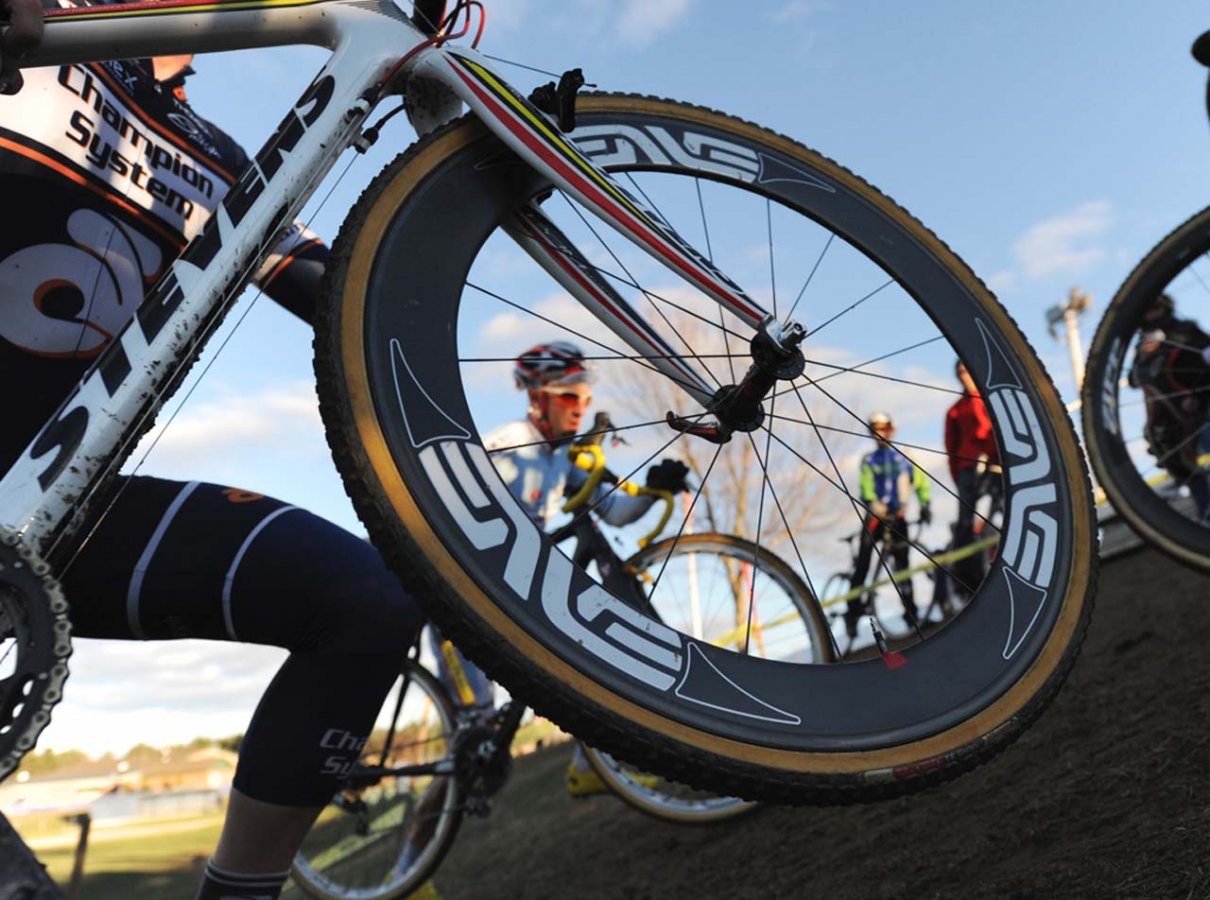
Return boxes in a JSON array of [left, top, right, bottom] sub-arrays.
[[615, 0, 693, 48], [769, 0, 831, 23], [34, 640, 288, 756], [986, 270, 1017, 295], [127, 381, 322, 472], [1011, 201, 1113, 280]]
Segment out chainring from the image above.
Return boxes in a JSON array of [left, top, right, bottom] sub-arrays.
[[0, 530, 72, 783]]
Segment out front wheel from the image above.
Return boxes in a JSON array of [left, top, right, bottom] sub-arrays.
[[316, 93, 1097, 803], [291, 660, 461, 900], [1081, 204, 1210, 572]]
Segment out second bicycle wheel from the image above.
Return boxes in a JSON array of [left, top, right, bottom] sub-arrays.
[[316, 93, 1097, 803], [1082, 203, 1210, 572], [291, 660, 461, 900], [581, 532, 826, 822]]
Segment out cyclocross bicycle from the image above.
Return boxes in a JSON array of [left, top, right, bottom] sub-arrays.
[[0, 0, 1098, 808], [1081, 29, 1210, 574]]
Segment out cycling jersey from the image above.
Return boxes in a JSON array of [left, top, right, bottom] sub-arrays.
[[482, 418, 655, 528], [858, 445, 931, 514], [1129, 316, 1210, 480], [0, 0, 326, 472]]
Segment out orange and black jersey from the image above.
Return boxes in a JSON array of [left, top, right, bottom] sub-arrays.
[[0, 0, 327, 472]]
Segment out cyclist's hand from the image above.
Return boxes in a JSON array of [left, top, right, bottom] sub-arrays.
[[646, 458, 690, 494], [870, 500, 888, 520], [920, 503, 932, 525], [0, 0, 43, 95]]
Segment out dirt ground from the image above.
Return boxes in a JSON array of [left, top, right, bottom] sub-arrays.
[[433, 546, 1210, 900]]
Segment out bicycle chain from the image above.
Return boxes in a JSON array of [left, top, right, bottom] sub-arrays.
[[0, 529, 72, 784]]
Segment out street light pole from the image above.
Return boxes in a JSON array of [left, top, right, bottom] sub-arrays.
[[1046, 287, 1093, 391]]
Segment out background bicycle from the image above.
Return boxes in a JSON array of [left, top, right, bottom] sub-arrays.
[[821, 519, 929, 656], [1081, 30, 1210, 574]]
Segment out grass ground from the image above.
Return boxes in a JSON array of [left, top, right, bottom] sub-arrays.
[[24, 815, 223, 900]]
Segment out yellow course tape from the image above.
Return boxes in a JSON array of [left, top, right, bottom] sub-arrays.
[[705, 534, 1001, 649]]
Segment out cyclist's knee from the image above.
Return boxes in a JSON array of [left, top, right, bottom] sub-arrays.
[[231, 508, 422, 652]]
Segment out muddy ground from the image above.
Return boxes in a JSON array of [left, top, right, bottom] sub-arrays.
[[433, 546, 1210, 900]]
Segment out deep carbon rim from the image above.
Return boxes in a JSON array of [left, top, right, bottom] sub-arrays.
[[330, 95, 1093, 775]]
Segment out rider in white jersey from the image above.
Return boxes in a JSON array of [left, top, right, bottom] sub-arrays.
[[453, 341, 685, 795], [481, 340, 657, 529]]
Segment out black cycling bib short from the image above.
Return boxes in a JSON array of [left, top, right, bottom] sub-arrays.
[[0, 2, 421, 806]]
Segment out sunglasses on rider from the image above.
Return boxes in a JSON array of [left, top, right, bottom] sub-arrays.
[[550, 390, 592, 407]]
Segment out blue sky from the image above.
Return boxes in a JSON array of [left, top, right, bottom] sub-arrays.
[[30, 0, 1210, 756]]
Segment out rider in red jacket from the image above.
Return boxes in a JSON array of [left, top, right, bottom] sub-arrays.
[[944, 360, 1000, 591]]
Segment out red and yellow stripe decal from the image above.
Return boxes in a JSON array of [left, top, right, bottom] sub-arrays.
[[446, 53, 764, 325], [46, 0, 327, 21]]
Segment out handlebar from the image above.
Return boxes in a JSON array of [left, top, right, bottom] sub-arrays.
[[561, 441, 674, 549]]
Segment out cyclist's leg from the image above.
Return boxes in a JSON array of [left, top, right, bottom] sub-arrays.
[[846, 517, 879, 634], [889, 516, 916, 617], [63, 476, 423, 876], [952, 467, 984, 590], [954, 468, 977, 544]]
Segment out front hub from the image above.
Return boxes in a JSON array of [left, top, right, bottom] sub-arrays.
[[668, 316, 806, 444]]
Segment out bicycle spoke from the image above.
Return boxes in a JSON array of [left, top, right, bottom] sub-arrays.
[[793, 357, 964, 397], [767, 197, 777, 319], [645, 443, 726, 598], [460, 352, 747, 365], [741, 394, 776, 655], [483, 415, 690, 456], [561, 414, 712, 531], [803, 277, 896, 340], [464, 280, 709, 397], [785, 232, 834, 324], [796, 370, 1001, 536]]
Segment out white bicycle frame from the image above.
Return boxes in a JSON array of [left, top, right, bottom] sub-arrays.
[[0, 0, 779, 558]]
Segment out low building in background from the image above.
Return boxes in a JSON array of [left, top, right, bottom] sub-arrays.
[[0, 747, 236, 829]]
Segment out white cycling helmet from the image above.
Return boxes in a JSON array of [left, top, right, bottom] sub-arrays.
[[514, 341, 595, 391]]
